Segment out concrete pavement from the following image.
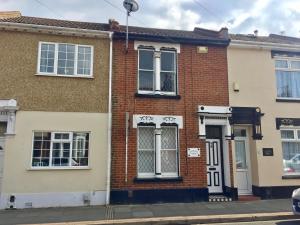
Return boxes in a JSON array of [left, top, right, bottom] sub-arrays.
[[0, 198, 296, 225]]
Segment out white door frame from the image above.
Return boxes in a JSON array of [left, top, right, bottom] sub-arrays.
[[234, 127, 252, 195], [206, 139, 223, 193], [0, 137, 5, 194]]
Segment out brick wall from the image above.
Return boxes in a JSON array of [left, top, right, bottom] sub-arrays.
[[111, 40, 231, 191]]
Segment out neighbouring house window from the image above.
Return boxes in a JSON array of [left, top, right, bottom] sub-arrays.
[[38, 42, 93, 77], [281, 128, 300, 174], [137, 126, 178, 177], [138, 48, 177, 95], [32, 131, 89, 168], [275, 58, 300, 99]]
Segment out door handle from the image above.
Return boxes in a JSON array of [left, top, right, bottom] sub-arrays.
[[209, 168, 216, 171]]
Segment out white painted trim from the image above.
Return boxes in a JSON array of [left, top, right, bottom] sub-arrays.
[[0, 191, 106, 209], [0, 22, 111, 38], [133, 114, 183, 129], [37, 42, 94, 77], [230, 39, 300, 51], [134, 41, 181, 53]]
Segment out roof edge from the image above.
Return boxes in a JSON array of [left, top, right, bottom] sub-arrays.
[[230, 39, 300, 51], [0, 21, 112, 38]]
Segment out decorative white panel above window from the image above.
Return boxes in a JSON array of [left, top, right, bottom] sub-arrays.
[[275, 57, 300, 99], [37, 42, 93, 78]]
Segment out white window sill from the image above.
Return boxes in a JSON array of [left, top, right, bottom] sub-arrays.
[[35, 73, 94, 79], [28, 166, 91, 171]]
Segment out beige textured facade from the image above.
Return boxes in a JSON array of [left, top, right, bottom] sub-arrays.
[[228, 44, 300, 195], [0, 30, 110, 113], [0, 24, 111, 208]]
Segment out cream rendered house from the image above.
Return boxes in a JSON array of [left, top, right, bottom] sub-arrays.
[[0, 12, 113, 208], [228, 33, 300, 198]]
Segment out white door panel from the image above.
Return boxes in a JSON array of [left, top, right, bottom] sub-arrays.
[[0, 137, 4, 193], [235, 129, 252, 195], [206, 139, 223, 193]]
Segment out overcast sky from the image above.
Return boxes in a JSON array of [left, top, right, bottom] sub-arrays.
[[1, 0, 300, 37]]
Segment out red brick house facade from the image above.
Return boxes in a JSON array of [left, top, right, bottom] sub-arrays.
[[110, 22, 237, 203]]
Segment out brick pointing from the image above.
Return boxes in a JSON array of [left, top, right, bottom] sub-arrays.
[[111, 40, 232, 191]]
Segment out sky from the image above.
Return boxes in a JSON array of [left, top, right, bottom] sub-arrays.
[[1, 0, 300, 37]]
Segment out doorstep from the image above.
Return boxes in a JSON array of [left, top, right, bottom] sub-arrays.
[[238, 195, 261, 201]]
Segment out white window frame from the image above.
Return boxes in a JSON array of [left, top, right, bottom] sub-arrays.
[[281, 127, 300, 175], [37, 41, 94, 78], [275, 56, 300, 100], [137, 47, 178, 96], [31, 131, 90, 169], [137, 125, 179, 178]]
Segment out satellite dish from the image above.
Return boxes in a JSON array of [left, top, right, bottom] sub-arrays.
[[123, 0, 139, 13]]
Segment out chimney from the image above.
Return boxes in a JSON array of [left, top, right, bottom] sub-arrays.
[[218, 27, 229, 39], [109, 19, 120, 31], [0, 11, 22, 19]]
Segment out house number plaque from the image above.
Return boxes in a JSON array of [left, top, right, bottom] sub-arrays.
[[187, 148, 200, 157]]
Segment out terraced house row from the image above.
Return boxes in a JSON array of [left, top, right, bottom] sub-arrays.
[[0, 11, 299, 208]]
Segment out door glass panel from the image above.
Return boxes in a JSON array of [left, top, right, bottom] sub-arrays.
[[235, 140, 247, 169]]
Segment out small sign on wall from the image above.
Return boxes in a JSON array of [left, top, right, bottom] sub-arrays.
[[263, 148, 274, 156], [187, 148, 200, 157]]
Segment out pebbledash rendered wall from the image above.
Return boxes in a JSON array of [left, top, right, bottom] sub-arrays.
[[0, 29, 110, 208], [110, 39, 234, 203]]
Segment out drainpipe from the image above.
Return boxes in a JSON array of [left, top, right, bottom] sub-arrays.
[[106, 32, 113, 205]]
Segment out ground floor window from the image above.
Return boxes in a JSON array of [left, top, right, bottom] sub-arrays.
[[137, 126, 178, 177], [281, 128, 300, 174], [32, 131, 89, 168]]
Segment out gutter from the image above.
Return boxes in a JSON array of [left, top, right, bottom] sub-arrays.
[[105, 31, 113, 205], [230, 39, 300, 51], [0, 22, 111, 38]]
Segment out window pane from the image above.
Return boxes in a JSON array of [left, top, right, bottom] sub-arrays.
[[77, 46, 92, 75], [138, 127, 155, 175], [234, 129, 247, 137], [138, 127, 154, 150], [72, 133, 89, 166], [58, 44, 75, 75], [275, 60, 288, 68], [298, 130, 300, 139], [161, 127, 176, 149], [161, 127, 177, 174], [283, 142, 300, 174], [276, 71, 300, 98], [32, 132, 51, 167], [235, 140, 247, 169], [161, 150, 177, 173], [160, 72, 175, 92], [40, 43, 55, 73], [138, 151, 155, 173], [281, 130, 294, 139], [291, 61, 300, 69], [161, 51, 175, 71], [139, 50, 153, 70], [139, 71, 154, 91]]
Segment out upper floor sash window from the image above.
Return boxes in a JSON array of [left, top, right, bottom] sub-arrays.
[[275, 57, 300, 99], [138, 47, 178, 95], [38, 42, 93, 77]]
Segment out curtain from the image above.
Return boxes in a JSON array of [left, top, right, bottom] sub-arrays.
[[276, 70, 300, 98]]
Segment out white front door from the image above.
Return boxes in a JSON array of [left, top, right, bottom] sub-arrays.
[[234, 128, 252, 195], [0, 137, 4, 193], [206, 139, 223, 193]]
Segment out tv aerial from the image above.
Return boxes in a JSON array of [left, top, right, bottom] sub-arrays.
[[123, 0, 139, 51]]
